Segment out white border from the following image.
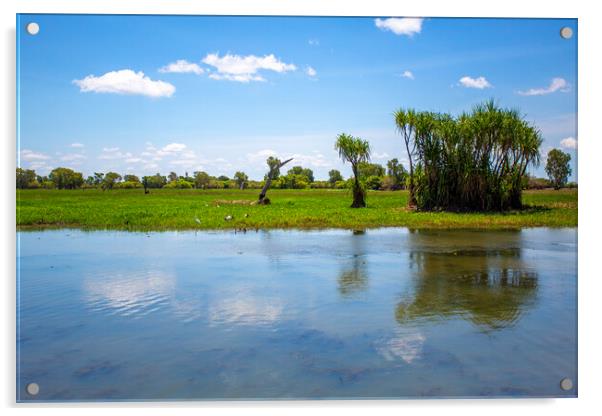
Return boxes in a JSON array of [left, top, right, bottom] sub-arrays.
[[3, 1, 601, 415]]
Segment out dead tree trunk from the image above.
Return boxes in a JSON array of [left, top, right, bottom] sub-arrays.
[[258, 158, 293, 205]]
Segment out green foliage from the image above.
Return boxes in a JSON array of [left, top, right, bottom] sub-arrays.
[[328, 169, 343, 186], [123, 174, 140, 183], [102, 172, 122, 190], [115, 180, 143, 189], [16, 168, 38, 189], [310, 181, 331, 189], [234, 171, 249, 189], [280, 173, 309, 189], [265, 156, 283, 180], [545, 148, 572, 190], [395, 100, 542, 211], [365, 175, 383, 190], [524, 176, 551, 190], [142, 173, 167, 189], [334, 180, 348, 190], [164, 178, 193, 189], [287, 166, 314, 183], [358, 162, 385, 179], [193, 171, 211, 189], [386, 158, 407, 189], [49, 167, 84, 189], [335, 133, 372, 208]]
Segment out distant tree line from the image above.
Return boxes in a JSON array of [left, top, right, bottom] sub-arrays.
[[16, 101, 576, 212], [15, 160, 411, 192]]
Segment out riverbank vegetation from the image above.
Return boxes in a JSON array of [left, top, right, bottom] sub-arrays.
[[17, 188, 577, 231], [395, 100, 543, 211]]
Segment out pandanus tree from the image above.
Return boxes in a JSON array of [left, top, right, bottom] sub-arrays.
[[394, 100, 542, 211], [335, 133, 372, 208], [258, 156, 293, 204], [394, 109, 418, 206]]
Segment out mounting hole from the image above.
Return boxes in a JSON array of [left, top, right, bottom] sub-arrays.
[[26, 22, 40, 35], [26, 382, 40, 396], [560, 377, 573, 391], [560, 27, 573, 39]]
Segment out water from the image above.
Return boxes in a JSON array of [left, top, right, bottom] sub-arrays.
[[16, 228, 577, 401]]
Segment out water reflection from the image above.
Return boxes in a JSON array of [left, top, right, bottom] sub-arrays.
[[208, 293, 283, 327], [374, 329, 426, 363], [337, 230, 369, 297], [84, 271, 175, 318], [395, 230, 538, 330]]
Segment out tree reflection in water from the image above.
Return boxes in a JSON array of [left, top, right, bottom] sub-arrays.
[[337, 230, 369, 297], [396, 229, 538, 331]]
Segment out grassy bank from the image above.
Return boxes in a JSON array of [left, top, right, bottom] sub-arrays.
[[16, 188, 577, 231]]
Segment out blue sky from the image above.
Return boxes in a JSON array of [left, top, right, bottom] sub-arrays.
[[17, 15, 577, 180]]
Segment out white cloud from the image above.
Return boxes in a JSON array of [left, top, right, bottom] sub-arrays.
[[60, 153, 87, 162], [372, 152, 390, 160], [401, 70, 414, 80], [308, 39, 320, 46], [20, 149, 51, 161], [73, 69, 175, 98], [246, 149, 331, 168], [459, 76, 492, 89], [70, 143, 84, 148], [246, 149, 278, 164], [375, 18, 423, 37], [159, 59, 204, 75], [560, 137, 577, 149], [202, 53, 296, 83], [306, 66, 317, 77], [161, 143, 187, 153], [518, 77, 569, 96], [98, 147, 132, 160]]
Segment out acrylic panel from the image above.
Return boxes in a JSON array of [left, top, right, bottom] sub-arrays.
[[16, 14, 578, 401]]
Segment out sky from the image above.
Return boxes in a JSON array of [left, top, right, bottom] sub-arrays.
[[17, 15, 577, 181]]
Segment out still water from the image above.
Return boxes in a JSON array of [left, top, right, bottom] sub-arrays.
[[17, 228, 577, 400]]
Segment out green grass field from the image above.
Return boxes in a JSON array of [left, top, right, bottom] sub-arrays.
[[16, 188, 577, 231]]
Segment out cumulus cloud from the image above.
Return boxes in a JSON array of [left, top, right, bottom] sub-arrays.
[[202, 53, 297, 83], [560, 137, 577, 149], [160, 143, 187, 153], [306, 66, 317, 77], [73, 69, 175, 98], [70, 143, 84, 148], [518, 77, 569, 96], [20, 149, 51, 161], [159, 59, 204, 75], [459, 76, 492, 89], [98, 147, 132, 160], [375, 18, 423, 37], [401, 70, 414, 80]]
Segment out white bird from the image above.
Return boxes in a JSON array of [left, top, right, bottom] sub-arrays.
[[224, 215, 233, 221], [194, 217, 201, 225]]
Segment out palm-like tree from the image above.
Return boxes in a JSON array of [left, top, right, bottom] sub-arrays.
[[335, 133, 371, 208], [394, 101, 542, 211], [394, 109, 417, 206]]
